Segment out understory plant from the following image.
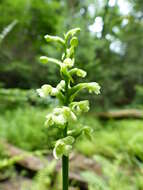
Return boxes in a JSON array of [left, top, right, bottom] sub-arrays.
[[37, 28, 101, 190]]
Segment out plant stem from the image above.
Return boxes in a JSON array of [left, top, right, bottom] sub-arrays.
[[62, 76, 69, 190], [62, 125, 69, 190]]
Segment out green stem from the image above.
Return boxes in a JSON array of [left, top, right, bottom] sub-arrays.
[[62, 155, 69, 190], [62, 124, 69, 190], [62, 42, 69, 190], [62, 75, 69, 190]]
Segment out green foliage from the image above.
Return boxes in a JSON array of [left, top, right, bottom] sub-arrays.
[[132, 85, 143, 108], [28, 161, 57, 190], [0, 88, 56, 109], [1, 106, 143, 189], [81, 155, 138, 190], [0, 107, 58, 151], [0, 0, 63, 88]]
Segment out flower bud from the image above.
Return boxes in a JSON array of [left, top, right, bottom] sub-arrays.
[[40, 56, 48, 64], [76, 69, 87, 78], [70, 37, 78, 47], [44, 35, 65, 45], [65, 28, 81, 41]]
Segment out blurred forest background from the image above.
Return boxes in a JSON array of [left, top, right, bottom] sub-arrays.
[[0, 0, 143, 109], [0, 0, 143, 190]]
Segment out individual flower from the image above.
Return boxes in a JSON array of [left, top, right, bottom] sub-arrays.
[[62, 106, 77, 121], [37, 84, 52, 97], [56, 80, 65, 91], [45, 107, 77, 128], [86, 82, 101, 94], [53, 136, 75, 159], [63, 58, 74, 68], [45, 114, 54, 126], [70, 100, 89, 114], [37, 84, 58, 98]]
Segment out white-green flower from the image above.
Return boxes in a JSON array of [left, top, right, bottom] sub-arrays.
[[69, 82, 101, 101], [37, 84, 52, 97], [45, 114, 54, 126], [53, 140, 65, 159], [37, 84, 59, 98], [62, 106, 77, 121], [53, 136, 75, 159], [45, 107, 77, 128], [52, 114, 66, 126], [51, 87, 58, 96], [63, 58, 74, 68], [45, 108, 66, 127], [70, 100, 89, 114], [56, 80, 65, 91], [87, 82, 101, 94], [54, 107, 77, 122]]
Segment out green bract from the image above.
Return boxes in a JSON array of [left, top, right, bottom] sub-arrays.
[[37, 28, 101, 162]]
